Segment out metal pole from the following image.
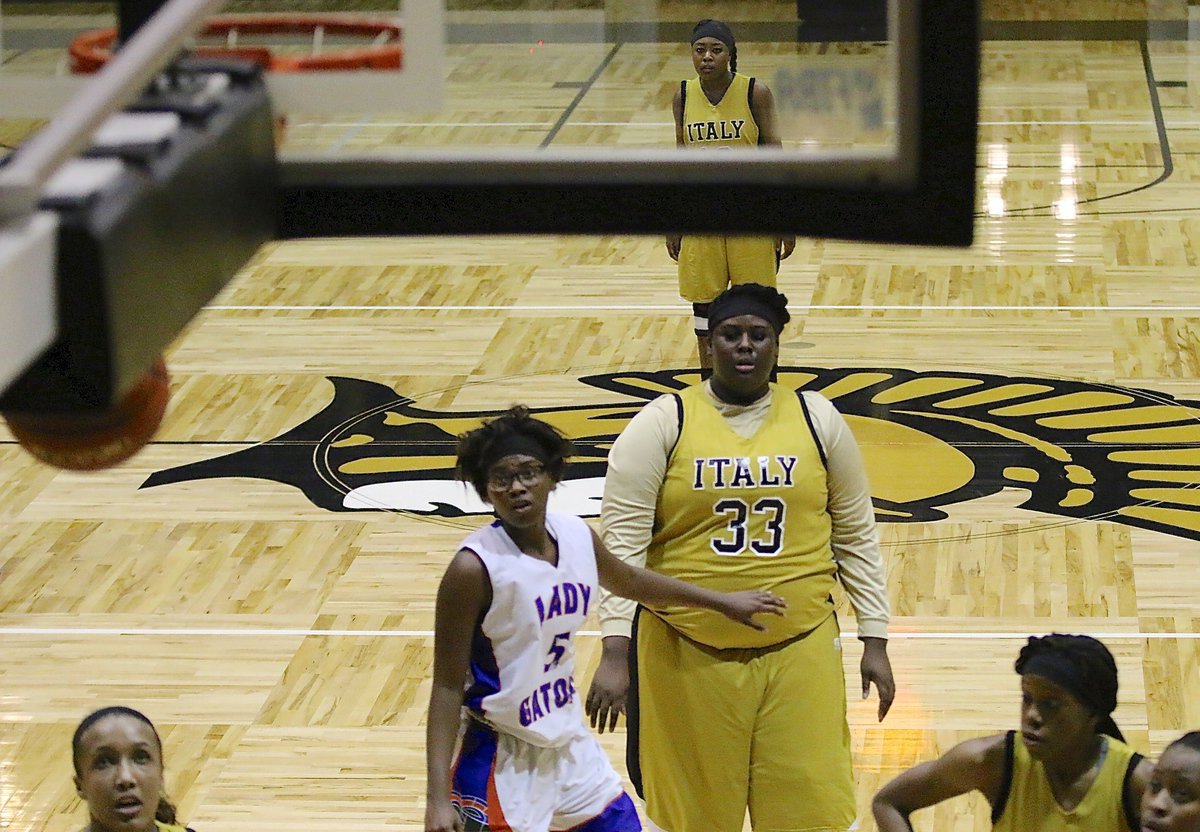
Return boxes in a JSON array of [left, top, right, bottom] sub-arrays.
[[0, 0, 229, 221]]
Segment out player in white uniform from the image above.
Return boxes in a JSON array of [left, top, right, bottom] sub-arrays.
[[425, 406, 788, 832]]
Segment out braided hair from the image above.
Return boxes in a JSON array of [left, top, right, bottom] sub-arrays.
[[72, 706, 180, 826], [456, 405, 573, 501], [1015, 634, 1123, 740]]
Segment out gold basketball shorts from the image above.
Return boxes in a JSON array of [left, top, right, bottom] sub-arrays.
[[629, 611, 856, 832], [677, 236, 779, 304]]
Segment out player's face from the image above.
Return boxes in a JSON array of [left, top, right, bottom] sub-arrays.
[[692, 37, 731, 78], [708, 314, 777, 405], [1141, 744, 1200, 832], [486, 453, 553, 530], [1018, 674, 1098, 761], [73, 715, 163, 832]]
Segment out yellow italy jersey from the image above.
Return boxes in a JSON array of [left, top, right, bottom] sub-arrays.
[[79, 821, 189, 832], [992, 731, 1143, 832], [681, 73, 759, 149], [646, 384, 836, 649]]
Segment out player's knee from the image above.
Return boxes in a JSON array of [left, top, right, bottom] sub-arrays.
[[692, 302, 711, 337]]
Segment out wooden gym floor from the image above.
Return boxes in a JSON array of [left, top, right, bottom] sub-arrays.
[[3, 1, 1200, 830]]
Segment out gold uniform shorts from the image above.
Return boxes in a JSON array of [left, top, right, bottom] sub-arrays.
[[629, 611, 856, 832], [677, 235, 780, 304]]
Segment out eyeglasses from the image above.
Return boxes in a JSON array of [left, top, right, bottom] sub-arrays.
[[487, 463, 546, 490]]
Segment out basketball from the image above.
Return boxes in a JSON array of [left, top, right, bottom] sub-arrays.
[[3, 357, 170, 471]]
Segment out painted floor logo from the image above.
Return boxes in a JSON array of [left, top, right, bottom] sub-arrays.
[[141, 367, 1200, 540]]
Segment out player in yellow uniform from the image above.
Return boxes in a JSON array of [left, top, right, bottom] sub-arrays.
[[587, 283, 894, 832], [669, 20, 796, 372], [872, 634, 1155, 832], [72, 706, 195, 832]]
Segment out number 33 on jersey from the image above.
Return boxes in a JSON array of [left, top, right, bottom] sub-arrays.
[[644, 385, 841, 649]]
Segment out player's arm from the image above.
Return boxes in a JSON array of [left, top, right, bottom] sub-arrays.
[[588, 397, 677, 731], [750, 81, 781, 147], [749, 81, 796, 259], [592, 527, 785, 626], [872, 734, 1009, 832], [425, 549, 489, 832], [814, 392, 895, 719], [666, 85, 685, 259]]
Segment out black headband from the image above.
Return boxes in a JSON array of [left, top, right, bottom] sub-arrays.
[[482, 434, 550, 473], [1020, 652, 1123, 740], [708, 293, 787, 335], [691, 19, 735, 49]]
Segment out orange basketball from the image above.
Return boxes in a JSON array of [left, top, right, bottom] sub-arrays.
[[3, 357, 170, 471]]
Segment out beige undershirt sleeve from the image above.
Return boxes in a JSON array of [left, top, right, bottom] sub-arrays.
[[801, 391, 891, 639], [596, 385, 890, 640], [597, 394, 679, 640]]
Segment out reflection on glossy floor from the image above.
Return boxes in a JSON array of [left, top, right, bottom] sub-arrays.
[[3, 1, 1200, 831]]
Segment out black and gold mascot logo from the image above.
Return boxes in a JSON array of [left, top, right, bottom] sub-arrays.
[[142, 367, 1200, 540]]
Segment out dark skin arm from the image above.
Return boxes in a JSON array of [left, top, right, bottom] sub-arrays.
[[666, 86, 685, 260], [591, 527, 784, 627], [585, 527, 787, 733], [872, 734, 1008, 832], [749, 80, 795, 259], [589, 632, 894, 733], [860, 636, 896, 721], [425, 550, 490, 832], [586, 634, 631, 734], [588, 541, 894, 729]]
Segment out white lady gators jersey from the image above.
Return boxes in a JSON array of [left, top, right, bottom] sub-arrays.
[[460, 512, 598, 747]]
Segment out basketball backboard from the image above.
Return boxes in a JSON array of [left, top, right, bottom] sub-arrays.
[[268, 0, 977, 245], [2, 0, 976, 246], [0, 0, 977, 406]]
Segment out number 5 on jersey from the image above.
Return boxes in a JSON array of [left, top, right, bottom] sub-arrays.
[[544, 632, 570, 671]]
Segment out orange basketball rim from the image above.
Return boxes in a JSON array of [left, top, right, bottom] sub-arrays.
[[69, 14, 404, 74]]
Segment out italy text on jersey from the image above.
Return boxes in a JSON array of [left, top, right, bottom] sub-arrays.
[[685, 119, 748, 142], [691, 455, 800, 489]]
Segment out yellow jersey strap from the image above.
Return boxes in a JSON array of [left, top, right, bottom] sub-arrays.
[[992, 730, 1017, 823], [154, 822, 193, 832], [994, 731, 1141, 832], [795, 390, 827, 469], [747, 76, 757, 142], [1122, 750, 1145, 832], [665, 391, 684, 461], [686, 75, 756, 109]]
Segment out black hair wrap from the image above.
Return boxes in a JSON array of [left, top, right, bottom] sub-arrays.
[[708, 284, 791, 335], [481, 434, 550, 474], [690, 19, 735, 49]]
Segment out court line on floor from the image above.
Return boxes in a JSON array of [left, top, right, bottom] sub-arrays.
[[0, 627, 1196, 639], [206, 304, 1200, 313], [293, 120, 1176, 128]]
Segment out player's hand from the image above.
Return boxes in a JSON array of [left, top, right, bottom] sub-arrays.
[[719, 590, 787, 630], [585, 638, 630, 733], [666, 235, 682, 260], [861, 636, 895, 721], [777, 236, 796, 260], [426, 798, 463, 832]]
